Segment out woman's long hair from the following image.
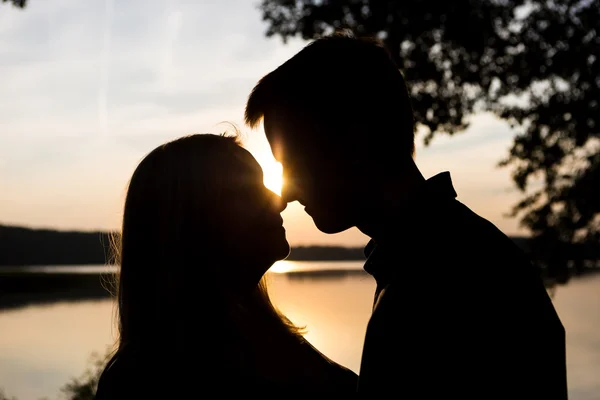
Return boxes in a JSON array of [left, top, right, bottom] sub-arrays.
[[106, 133, 303, 374]]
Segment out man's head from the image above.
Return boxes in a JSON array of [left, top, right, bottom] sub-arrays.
[[245, 32, 415, 234]]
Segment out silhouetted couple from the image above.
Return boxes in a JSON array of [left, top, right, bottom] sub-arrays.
[[95, 32, 567, 399]]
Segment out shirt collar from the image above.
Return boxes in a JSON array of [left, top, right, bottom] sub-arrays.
[[363, 171, 457, 282]]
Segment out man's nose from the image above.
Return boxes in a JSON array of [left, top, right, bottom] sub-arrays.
[[281, 179, 301, 204]]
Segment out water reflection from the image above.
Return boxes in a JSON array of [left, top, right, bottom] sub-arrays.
[[0, 261, 365, 310], [0, 300, 116, 400], [0, 263, 374, 399], [0, 271, 114, 311], [285, 269, 368, 281], [269, 260, 364, 274], [0, 264, 599, 400]]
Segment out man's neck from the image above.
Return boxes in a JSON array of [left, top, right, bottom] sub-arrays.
[[356, 160, 425, 241]]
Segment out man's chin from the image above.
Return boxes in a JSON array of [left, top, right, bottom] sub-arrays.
[[312, 216, 353, 234]]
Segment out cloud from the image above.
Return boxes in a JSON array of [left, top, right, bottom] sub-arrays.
[[0, 0, 309, 232], [0, 0, 306, 137]]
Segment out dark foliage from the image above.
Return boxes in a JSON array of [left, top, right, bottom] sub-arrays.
[[257, 0, 600, 282], [2, 0, 26, 8]]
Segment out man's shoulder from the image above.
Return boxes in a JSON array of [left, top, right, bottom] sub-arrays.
[[446, 199, 505, 234], [376, 198, 525, 260], [435, 199, 526, 256], [365, 198, 537, 285]]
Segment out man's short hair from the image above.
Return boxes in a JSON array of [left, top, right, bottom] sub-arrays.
[[245, 31, 416, 161]]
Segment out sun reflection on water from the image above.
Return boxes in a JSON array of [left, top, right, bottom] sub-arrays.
[[268, 260, 296, 274]]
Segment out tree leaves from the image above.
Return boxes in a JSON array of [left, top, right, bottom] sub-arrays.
[[2, 0, 26, 8], [258, 0, 600, 281]]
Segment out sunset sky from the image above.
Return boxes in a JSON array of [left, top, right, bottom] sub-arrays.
[[0, 0, 529, 247]]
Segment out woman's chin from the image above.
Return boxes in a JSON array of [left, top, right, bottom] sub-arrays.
[[272, 240, 291, 261], [249, 235, 289, 267]]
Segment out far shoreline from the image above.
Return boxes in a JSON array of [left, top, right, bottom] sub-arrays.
[[0, 265, 368, 310]]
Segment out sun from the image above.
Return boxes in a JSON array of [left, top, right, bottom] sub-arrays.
[[241, 132, 284, 196], [262, 159, 284, 196]]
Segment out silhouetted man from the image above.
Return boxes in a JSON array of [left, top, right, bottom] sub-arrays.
[[245, 32, 567, 399]]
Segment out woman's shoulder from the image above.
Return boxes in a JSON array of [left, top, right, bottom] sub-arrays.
[[332, 361, 359, 380], [94, 353, 134, 399], [228, 370, 356, 395], [299, 339, 358, 392], [326, 360, 359, 392], [94, 348, 160, 399], [224, 338, 358, 394]]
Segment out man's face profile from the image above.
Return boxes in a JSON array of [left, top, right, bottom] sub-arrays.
[[263, 112, 359, 234]]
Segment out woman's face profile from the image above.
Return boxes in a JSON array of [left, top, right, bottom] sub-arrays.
[[214, 147, 289, 287]]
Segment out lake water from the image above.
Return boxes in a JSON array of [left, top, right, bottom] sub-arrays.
[[1, 261, 599, 400]]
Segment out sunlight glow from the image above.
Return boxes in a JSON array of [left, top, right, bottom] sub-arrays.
[[241, 127, 284, 197], [262, 160, 284, 196], [268, 260, 296, 274]]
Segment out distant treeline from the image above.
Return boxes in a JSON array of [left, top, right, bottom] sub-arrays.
[[0, 225, 112, 267], [0, 224, 371, 266], [0, 224, 540, 267]]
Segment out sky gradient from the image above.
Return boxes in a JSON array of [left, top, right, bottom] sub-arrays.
[[0, 0, 529, 246]]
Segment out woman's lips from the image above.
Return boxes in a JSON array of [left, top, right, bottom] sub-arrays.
[[267, 224, 285, 232], [264, 217, 285, 231]]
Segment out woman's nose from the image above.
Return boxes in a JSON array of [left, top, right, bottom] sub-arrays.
[[269, 191, 287, 213]]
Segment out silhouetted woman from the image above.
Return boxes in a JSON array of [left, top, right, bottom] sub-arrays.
[[94, 133, 357, 398]]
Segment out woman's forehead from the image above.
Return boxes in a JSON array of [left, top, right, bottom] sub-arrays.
[[235, 146, 261, 169], [224, 146, 263, 180]]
